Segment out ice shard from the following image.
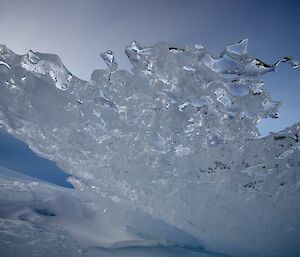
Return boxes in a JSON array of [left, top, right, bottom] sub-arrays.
[[0, 40, 299, 257]]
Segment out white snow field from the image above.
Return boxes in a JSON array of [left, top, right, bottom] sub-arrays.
[[0, 40, 299, 257]]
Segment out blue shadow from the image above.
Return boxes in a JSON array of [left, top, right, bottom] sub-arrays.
[[0, 130, 73, 188]]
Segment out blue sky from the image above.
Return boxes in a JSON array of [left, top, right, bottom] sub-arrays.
[[0, 0, 299, 184]]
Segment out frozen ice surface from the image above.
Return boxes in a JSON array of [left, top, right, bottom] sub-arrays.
[[0, 40, 299, 257]]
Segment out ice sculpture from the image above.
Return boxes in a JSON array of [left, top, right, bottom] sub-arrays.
[[0, 40, 299, 257]]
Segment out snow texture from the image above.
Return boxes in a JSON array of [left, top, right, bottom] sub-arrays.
[[0, 40, 299, 257]]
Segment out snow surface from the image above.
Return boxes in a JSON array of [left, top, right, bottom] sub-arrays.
[[0, 40, 299, 257], [0, 166, 226, 257]]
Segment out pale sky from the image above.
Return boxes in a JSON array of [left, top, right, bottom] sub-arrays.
[[1, 0, 299, 135]]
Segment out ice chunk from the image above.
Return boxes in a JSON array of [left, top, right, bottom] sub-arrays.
[[275, 56, 300, 69], [125, 41, 153, 63], [26, 50, 40, 64], [0, 40, 299, 257], [228, 82, 249, 96], [225, 38, 248, 56], [100, 50, 118, 71], [214, 87, 233, 107]]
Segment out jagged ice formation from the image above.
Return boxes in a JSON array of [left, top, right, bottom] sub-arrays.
[[0, 39, 299, 257]]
